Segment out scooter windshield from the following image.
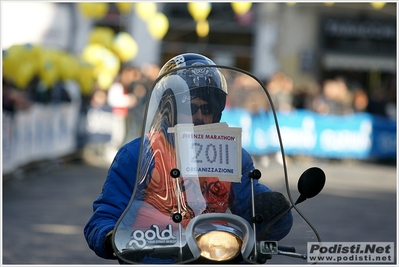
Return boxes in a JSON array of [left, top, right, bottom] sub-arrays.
[[113, 65, 289, 264]]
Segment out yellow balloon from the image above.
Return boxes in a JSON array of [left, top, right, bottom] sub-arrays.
[[82, 44, 106, 67], [77, 61, 96, 96], [196, 20, 209, 38], [3, 44, 26, 79], [89, 27, 115, 49], [370, 2, 386, 9], [2, 56, 13, 80], [78, 2, 109, 20], [5, 44, 26, 56], [38, 51, 59, 89], [24, 44, 43, 71], [231, 2, 252, 16], [40, 65, 58, 89], [147, 12, 169, 40], [4, 44, 42, 89], [58, 53, 80, 81], [81, 44, 120, 89], [115, 2, 134, 14], [112, 32, 138, 62], [3, 47, 22, 80], [101, 50, 120, 76], [135, 2, 157, 22], [97, 72, 115, 90], [188, 2, 211, 21], [93, 3, 109, 19], [14, 60, 36, 89]]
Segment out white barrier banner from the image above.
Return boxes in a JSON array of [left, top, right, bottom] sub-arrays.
[[3, 102, 80, 175]]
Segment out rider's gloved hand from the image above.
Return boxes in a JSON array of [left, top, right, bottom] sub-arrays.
[[250, 191, 293, 241], [103, 230, 117, 259]]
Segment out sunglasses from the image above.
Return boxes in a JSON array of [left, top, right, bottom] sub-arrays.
[[182, 104, 213, 115]]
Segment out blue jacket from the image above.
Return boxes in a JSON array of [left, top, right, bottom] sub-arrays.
[[84, 136, 293, 261]]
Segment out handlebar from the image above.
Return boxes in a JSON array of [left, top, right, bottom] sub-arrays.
[[278, 250, 307, 259], [278, 246, 296, 253], [278, 245, 306, 259], [259, 241, 307, 260]]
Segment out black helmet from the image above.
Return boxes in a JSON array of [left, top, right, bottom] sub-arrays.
[[154, 53, 228, 124]]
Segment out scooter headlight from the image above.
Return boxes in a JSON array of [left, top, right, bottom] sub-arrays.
[[196, 230, 242, 261]]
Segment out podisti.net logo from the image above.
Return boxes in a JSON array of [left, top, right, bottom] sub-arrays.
[[307, 242, 395, 263]]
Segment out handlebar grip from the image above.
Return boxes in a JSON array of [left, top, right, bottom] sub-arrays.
[[278, 246, 296, 253]]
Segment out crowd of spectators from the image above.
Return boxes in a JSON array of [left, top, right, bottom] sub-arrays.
[[219, 69, 396, 121], [267, 72, 396, 120], [3, 78, 32, 113], [3, 75, 76, 114]]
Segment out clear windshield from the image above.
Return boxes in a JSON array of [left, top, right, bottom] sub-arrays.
[[113, 65, 318, 264]]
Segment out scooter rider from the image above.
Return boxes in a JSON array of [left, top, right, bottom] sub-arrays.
[[84, 53, 293, 262]]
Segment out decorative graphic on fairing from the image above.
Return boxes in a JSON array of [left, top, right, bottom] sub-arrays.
[[112, 55, 308, 264]]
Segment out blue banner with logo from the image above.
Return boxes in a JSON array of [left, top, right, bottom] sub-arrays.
[[221, 108, 396, 159]]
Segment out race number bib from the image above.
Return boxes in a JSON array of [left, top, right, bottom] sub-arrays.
[[170, 123, 242, 182]]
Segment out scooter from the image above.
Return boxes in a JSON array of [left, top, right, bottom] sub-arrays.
[[111, 63, 326, 264]]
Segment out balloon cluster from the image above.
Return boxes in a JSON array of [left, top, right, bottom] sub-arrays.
[[78, 2, 134, 19], [188, 2, 211, 38], [134, 2, 169, 40], [77, 2, 169, 90], [2, 25, 140, 96], [78, 2, 169, 41], [188, 2, 253, 37], [82, 26, 138, 90], [2, 43, 96, 96]]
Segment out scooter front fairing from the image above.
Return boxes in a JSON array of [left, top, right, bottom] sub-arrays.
[[112, 64, 322, 264]]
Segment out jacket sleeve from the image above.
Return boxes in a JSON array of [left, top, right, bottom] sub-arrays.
[[83, 138, 140, 259]]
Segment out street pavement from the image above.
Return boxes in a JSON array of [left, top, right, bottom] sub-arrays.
[[2, 156, 396, 264]]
